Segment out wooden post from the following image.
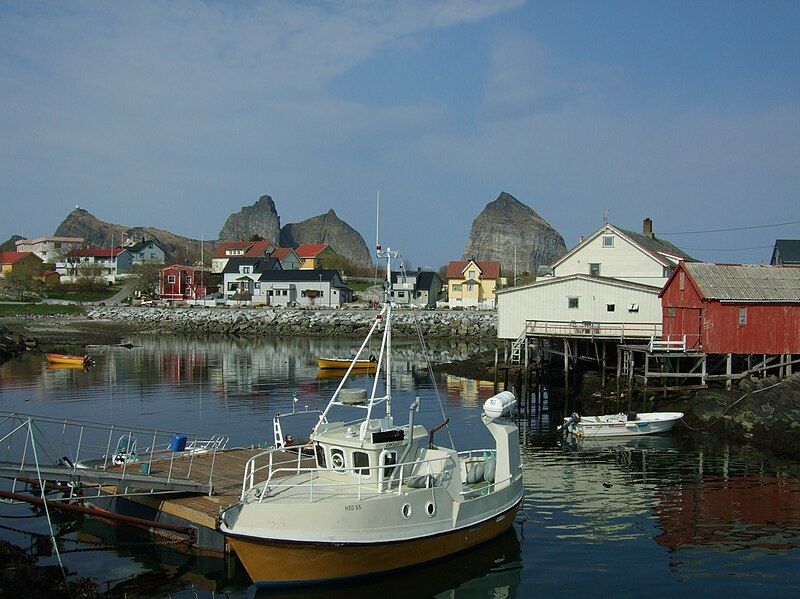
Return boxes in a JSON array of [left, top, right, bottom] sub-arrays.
[[601, 341, 607, 387], [643, 353, 649, 410], [726, 353, 733, 391], [616, 345, 622, 404], [503, 367, 509, 391], [563, 339, 570, 417], [627, 350, 634, 412], [762, 353, 767, 378], [788, 354, 793, 377], [701, 354, 707, 387]]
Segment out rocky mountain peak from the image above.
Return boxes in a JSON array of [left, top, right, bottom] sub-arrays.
[[461, 192, 567, 277], [218, 194, 280, 243], [280, 210, 371, 266]]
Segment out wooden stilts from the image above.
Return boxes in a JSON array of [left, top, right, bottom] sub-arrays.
[[726, 353, 733, 391], [626, 351, 634, 412], [563, 339, 570, 417]]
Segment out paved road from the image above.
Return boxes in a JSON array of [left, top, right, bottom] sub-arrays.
[[98, 279, 139, 306]]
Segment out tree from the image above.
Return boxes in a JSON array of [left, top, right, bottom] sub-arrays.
[[0, 269, 41, 301], [132, 262, 162, 296], [75, 263, 105, 293]]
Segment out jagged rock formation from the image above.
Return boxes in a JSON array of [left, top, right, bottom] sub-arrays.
[[54, 208, 214, 263], [280, 209, 372, 266], [0, 235, 22, 252], [218, 195, 280, 244], [461, 192, 567, 276]]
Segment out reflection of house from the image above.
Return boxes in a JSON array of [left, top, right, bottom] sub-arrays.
[[57, 248, 131, 283], [270, 247, 301, 270], [771, 240, 800, 266], [296, 244, 338, 270], [445, 260, 504, 309], [160, 265, 216, 300], [222, 257, 282, 301], [497, 274, 662, 339], [256, 270, 354, 307], [0, 251, 43, 277], [212, 240, 276, 273], [15, 236, 84, 262], [390, 270, 445, 308], [123, 239, 165, 269], [552, 219, 694, 287], [660, 262, 800, 352]]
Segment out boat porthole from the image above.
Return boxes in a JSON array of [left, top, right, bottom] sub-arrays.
[[402, 503, 412, 519], [425, 500, 436, 518]]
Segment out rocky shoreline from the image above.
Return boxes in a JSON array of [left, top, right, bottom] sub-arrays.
[[83, 306, 497, 340]]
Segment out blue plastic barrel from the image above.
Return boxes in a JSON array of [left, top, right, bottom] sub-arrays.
[[169, 433, 187, 452]]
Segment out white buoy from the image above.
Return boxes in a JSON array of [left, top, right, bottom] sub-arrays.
[[483, 391, 517, 419]]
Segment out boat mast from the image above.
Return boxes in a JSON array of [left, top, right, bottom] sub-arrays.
[[384, 246, 392, 424]]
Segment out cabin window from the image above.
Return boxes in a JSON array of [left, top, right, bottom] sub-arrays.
[[666, 307, 676, 317], [739, 307, 747, 325], [589, 263, 601, 276], [381, 450, 398, 479], [167, 275, 176, 283], [568, 297, 579, 309], [315, 444, 327, 468], [330, 448, 346, 472], [602, 236, 614, 247], [353, 451, 370, 476], [679, 272, 685, 291], [606, 304, 615, 312]]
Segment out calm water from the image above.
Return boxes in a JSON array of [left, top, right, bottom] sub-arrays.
[[1, 336, 799, 597]]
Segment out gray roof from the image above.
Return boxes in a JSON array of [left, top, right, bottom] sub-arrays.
[[620, 229, 696, 262], [127, 240, 163, 253], [222, 257, 280, 274], [772, 240, 800, 265], [684, 263, 800, 302], [258, 269, 348, 287]]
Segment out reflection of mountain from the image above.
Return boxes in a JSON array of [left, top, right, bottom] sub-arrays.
[[653, 475, 800, 551]]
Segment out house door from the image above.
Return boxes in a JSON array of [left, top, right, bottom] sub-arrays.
[[674, 308, 702, 349]]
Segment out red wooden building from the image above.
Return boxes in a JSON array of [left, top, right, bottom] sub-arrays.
[[659, 262, 800, 354], [160, 265, 216, 300]]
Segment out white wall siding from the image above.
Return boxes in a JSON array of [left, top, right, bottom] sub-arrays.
[[554, 229, 668, 287], [497, 277, 662, 339]]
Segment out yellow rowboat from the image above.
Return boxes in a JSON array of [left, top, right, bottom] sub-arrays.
[[46, 353, 93, 367], [317, 357, 377, 370]]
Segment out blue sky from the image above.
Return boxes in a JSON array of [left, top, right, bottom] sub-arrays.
[[1, 0, 798, 267]]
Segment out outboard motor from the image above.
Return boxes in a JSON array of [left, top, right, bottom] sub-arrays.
[[626, 411, 638, 422], [557, 412, 581, 434]]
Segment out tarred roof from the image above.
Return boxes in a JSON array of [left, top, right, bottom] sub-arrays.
[[445, 260, 501, 280], [270, 247, 295, 260], [68, 248, 124, 258], [0, 251, 39, 265]]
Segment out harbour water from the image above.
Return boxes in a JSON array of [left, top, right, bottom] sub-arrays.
[[0, 336, 799, 597]]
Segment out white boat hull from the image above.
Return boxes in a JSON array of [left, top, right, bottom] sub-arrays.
[[565, 412, 683, 439]]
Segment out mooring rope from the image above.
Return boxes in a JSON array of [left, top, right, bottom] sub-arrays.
[[680, 379, 786, 432]]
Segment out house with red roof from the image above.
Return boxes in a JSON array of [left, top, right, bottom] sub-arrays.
[[296, 243, 338, 270], [211, 240, 276, 273], [269, 247, 301, 270], [0, 252, 43, 277], [445, 260, 505, 309]]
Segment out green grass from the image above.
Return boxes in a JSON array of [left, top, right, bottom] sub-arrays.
[[347, 281, 379, 292], [39, 286, 121, 302], [0, 304, 85, 315]]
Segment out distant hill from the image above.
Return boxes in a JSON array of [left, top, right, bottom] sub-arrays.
[[462, 192, 566, 276], [280, 209, 372, 266], [0, 235, 22, 252], [218, 195, 281, 244], [54, 208, 215, 264]]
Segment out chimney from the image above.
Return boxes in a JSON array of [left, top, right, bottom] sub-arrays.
[[643, 218, 653, 238]]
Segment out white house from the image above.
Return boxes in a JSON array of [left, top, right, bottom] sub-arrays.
[[496, 274, 662, 339], [222, 257, 282, 301], [552, 219, 694, 287], [256, 270, 354, 307], [15, 236, 84, 263]]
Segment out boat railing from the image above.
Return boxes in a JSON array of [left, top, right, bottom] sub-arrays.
[[241, 449, 457, 503]]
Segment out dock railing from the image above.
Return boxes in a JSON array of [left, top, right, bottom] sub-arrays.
[[524, 320, 662, 340]]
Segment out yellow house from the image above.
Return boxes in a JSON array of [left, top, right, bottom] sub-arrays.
[[445, 260, 505, 309], [295, 244, 339, 269], [0, 252, 43, 277]]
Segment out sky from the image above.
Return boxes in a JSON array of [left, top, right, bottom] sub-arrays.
[[1, 0, 798, 268]]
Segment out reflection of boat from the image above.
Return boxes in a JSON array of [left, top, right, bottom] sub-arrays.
[[220, 246, 524, 586], [560, 411, 683, 438], [46, 362, 88, 371], [564, 434, 682, 453], [316, 368, 375, 380], [46, 353, 93, 367], [317, 357, 376, 369]]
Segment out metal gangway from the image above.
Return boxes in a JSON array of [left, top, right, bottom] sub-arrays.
[[0, 411, 229, 503]]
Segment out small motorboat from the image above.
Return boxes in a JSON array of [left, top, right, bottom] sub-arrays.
[[559, 411, 684, 439], [317, 356, 377, 370], [46, 353, 93, 367]]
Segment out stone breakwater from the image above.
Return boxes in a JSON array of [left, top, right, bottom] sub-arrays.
[[86, 307, 497, 339]]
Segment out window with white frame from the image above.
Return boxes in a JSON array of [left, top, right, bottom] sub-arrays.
[[568, 297, 579, 309], [738, 307, 747, 325], [602, 236, 614, 247], [589, 263, 601, 276], [167, 275, 176, 283]]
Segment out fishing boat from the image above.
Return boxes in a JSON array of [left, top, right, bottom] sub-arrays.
[[46, 353, 93, 367], [559, 411, 684, 439], [220, 246, 524, 586], [317, 356, 377, 370]]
